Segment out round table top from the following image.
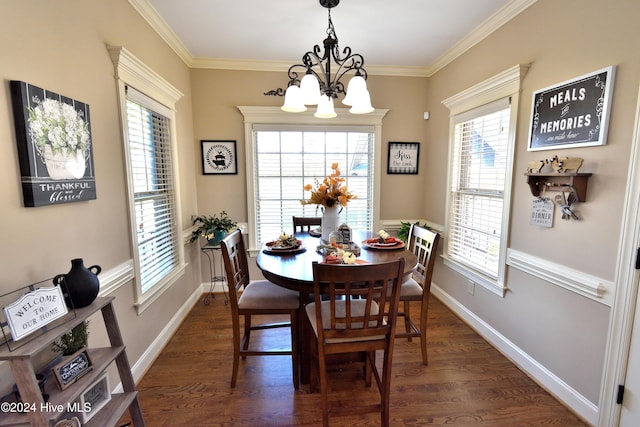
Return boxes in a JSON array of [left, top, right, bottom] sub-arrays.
[[256, 230, 417, 295]]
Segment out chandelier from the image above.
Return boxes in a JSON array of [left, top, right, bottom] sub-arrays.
[[270, 0, 374, 118]]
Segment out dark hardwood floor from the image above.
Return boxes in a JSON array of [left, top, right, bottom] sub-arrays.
[[122, 294, 588, 426]]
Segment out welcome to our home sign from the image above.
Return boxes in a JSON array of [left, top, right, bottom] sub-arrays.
[[3, 286, 68, 342], [528, 66, 616, 151]]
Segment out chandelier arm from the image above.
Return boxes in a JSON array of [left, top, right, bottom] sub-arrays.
[[285, 65, 305, 87]]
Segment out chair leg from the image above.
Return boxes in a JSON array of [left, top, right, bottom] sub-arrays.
[[380, 346, 394, 427], [231, 316, 241, 388], [364, 351, 374, 387], [318, 350, 330, 427], [403, 300, 413, 341], [290, 310, 300, 390], [242, 314, 251, 358], [420, 300, 429, 365]]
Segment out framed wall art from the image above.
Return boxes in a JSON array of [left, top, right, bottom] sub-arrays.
[[387, 142, 420, 174], [10, 80, 97, 207], [76, 373, 110, 422], [201, 140, 238, 175], [528, 66, 616, 151]]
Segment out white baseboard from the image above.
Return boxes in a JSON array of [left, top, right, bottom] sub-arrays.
[[430, 283, 598, 426]]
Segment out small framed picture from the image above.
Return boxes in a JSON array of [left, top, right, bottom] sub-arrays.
[[201, 140, 238, 175], [52, 348, 93, 390], [77, 373, 110, 422], [387, 142, 419, 174]]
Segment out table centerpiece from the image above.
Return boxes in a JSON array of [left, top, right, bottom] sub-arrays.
[[300, 163, 356, 243]]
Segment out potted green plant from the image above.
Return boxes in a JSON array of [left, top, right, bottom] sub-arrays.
[[52, 321, 89, 356], [397, 220, 430, 243], [188, 210, 237, 246]]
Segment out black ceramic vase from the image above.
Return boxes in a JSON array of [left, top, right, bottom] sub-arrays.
[[54, 258, 101, 309]]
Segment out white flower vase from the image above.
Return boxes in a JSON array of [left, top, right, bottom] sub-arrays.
[[321, 206, 340, 243], [43, 145, 86, 180]]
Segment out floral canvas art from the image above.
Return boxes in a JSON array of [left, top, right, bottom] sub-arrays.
[[10, 81, 96, 207]]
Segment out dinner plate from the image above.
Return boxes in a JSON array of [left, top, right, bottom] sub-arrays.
[[269, 244, 297, 251], [263, 244, 306, 255], [265, 239, 303, 250], [361, 238, 405, 250]]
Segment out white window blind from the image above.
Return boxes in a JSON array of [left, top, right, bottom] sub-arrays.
[[126, 87, 178, 293], [448, 98, 511, 279], [254, 128, 373, 244]]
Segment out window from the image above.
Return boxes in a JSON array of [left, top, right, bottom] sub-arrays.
[[238, 106, 388, 251], [442, 65, 528, 295], [449, 99, 510, 279], [254, 128, 373, 244], [109, 46, 185, 312], [126, 89, 178, 293]]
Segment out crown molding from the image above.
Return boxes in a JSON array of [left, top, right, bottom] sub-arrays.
[[190, 57, 430, 77], [130, 0, 537, 78], [128, 0, 194, 66], [426, 0, 538, 76]]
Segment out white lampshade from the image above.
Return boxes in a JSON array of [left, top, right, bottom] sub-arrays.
[[281, 85, 307, 112], [342, 74, 367, 106], [314, 95, 337, 118], [348, 89, 374, 114], [300, 73, 321, 105]]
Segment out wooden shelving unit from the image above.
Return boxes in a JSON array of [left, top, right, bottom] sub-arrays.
[[524, 172, 592, 202], [0, 296, 145, 427]]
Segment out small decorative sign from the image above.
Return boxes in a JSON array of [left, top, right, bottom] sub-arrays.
[[387, 142, 420, 174], [530, 197, 554, 227], [53, 348, 93, 390], [201, 140, 238, 175], [337, 223, 352, 244], [76, 373, 110, 422], [3, 286, 68, 341], [528, 66, 616, 151]]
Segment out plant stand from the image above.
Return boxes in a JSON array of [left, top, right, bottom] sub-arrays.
[[201, 244, 228, 305]]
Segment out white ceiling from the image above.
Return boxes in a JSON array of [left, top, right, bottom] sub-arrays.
[[141, 0, 535, 75]]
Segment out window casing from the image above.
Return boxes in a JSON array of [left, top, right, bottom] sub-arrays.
[[442, 65, 528, 296], [109, 46, 185, 312], [238, 107, 388, 252]]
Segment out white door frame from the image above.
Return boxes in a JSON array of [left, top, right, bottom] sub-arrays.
[[598, 84, 640, 426]]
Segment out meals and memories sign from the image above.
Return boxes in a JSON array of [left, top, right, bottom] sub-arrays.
[[528, 66, 615, 151]]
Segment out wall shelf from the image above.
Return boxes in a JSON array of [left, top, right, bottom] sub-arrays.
[[524, 172, 592, 202]]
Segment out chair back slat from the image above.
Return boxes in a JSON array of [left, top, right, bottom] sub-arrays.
[[220, 230, 250, 308], [407, 225, 440, 291], [292, 216, 321, 232], [312, 260, 404, 345]]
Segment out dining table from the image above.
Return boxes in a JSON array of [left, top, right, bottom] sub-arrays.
[[256, 229, 418, 386]]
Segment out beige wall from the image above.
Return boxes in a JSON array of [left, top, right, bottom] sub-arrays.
[[189, 70, 430, 223], [2, 0, 639, 422], [424, 0, 640, 408], [0, 0, 201, 394]]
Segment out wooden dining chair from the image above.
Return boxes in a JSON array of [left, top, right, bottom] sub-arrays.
[[292, 216, 321, 232], [219, 229, 300, 389], [306, 258, 405, 427], [396, 224, 440, 365]]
